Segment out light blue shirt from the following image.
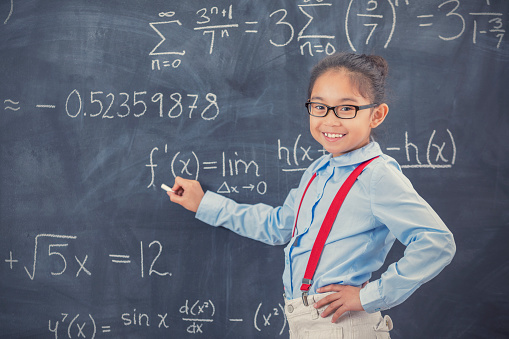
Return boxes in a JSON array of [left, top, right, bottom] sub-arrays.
[[196, 142, 455, 313]]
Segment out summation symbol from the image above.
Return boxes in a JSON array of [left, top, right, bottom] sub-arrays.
[[297, 3, 337, 56], [150, 11, 186, 71], [149, 19, 186, 56]]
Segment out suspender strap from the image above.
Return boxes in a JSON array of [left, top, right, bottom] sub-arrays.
[[292, 173, 317, 238], [295, 156, 379, 304]]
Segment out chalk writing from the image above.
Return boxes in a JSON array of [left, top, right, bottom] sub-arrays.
[[48, 300, 288, 336], [146, 1, 504, 71], [64, 90, 219, 120], [6, 234, 172, 280], [278, 130, 457, 171], [146, 147, 264, 193], [254, 302, 287, 335], [3, 99, 20, 111], [346, 0, 396, 51], [49, 313, 98, 339], [3, 0, 13, 24]]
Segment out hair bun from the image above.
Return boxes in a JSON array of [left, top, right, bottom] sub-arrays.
[[365, 55, 389, 79]]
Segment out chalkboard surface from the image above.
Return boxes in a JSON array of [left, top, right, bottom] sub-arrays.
[[1, 1, 508, 338]]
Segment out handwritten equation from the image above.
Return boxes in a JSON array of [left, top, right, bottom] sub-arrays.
[[146, 129, 456, 198], [4, 234, 172, 280], [148, 0, 506, 71], [3, 90, 220, 121], [277, 129, 457, 171], [48, 300, 286, 337], [146, 146, 267, 195]]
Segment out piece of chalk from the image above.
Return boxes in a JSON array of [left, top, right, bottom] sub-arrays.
[[161, 183, 174, 193]]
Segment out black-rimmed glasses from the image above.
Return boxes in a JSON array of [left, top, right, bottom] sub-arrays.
[[305, 101, 378, 119]]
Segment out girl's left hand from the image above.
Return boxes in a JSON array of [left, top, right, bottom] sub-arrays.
[[313, 284, 366, 323]]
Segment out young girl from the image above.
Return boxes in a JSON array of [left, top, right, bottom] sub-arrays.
[[167, 53, 456, 338]]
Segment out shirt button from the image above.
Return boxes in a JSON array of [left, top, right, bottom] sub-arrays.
[[287, 305, 294, 313]]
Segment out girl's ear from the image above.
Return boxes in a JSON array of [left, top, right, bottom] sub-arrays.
[[370, 103, 389, 128]]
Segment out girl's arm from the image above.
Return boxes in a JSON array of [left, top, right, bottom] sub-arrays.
[[168, 176, 299, 246], [360, 160, 456, 313], [195, 189, 298, 245]]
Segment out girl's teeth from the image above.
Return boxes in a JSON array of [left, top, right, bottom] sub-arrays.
[[325, 133, 344, 138]]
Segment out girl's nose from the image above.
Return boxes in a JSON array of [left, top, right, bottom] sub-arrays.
[[323, 111, 342, 126]]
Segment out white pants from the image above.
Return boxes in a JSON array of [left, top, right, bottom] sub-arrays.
[[284, 292, 393, 339]]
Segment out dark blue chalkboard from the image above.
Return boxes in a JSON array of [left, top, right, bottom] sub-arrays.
[[1, 0, 508, 338]]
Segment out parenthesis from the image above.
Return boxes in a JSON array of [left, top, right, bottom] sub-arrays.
[[191, 300, 200, 316], [385, 0, 396, 48], [192, 151, 199, 181], [427, 130, 436, 169], [68, 314, 79, 338], [171, 151, 180, 179], [209, 300, 215, 317], [345, 0, 356, 51], [89, 314, 96, 339], [254, 302, 262, 332], [447, 129, 456, 165], [293, 134, 301, 166], [278, 303, 287, 336]]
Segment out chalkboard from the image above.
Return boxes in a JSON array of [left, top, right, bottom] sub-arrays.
[[1, 0, 508, 338]]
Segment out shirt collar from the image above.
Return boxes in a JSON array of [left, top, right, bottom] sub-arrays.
[[316, 142, 383, 171]]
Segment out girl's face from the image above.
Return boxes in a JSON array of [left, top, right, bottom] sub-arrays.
[[309, 70, 388, 157]]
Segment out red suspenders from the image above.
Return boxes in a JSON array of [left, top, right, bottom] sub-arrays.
[[292, 157, 378, 306]]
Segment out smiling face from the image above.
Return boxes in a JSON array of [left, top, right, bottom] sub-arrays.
[[309, 69, 388, 157]]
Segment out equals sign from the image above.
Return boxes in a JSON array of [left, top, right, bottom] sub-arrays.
[[203, 161, 218, 170], [245, 21, 258, 33], [102, 325, 111, 333], [109, 254, 131, 264], [417, 14, 433, 27]]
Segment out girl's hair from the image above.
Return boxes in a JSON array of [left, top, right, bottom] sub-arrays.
[[308, 53, 389, 104]]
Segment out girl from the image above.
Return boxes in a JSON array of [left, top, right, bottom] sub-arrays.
[[168, 53, 456, 338]]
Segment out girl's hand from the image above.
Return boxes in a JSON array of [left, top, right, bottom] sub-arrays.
[[313, 283, 366, 323], [168, 176, 204, 213]]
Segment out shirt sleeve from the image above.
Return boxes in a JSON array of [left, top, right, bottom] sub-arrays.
[[195, 188, 299, 246], [359, 160, 456, 313]]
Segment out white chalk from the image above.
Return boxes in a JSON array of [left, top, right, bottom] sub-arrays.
[[161, 183, 175, 193]]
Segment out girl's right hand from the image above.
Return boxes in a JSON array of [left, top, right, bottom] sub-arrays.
[[168, 176, 205, 213]]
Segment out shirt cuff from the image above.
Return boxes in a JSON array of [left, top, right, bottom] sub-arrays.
[[195, 191, 227, 226], [359, 280, 390, 313]]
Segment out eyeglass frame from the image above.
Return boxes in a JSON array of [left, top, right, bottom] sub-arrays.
[[305, 101, 379, 119]]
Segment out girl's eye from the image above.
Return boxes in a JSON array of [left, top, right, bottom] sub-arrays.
[[339, 105, 355, 111], [313, 104, 326, 111]]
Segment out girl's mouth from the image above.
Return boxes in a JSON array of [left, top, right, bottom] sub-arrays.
[[323, 132, 346, 140]]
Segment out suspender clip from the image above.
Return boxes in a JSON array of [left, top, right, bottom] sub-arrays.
[[302, 291, 309, 306]]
